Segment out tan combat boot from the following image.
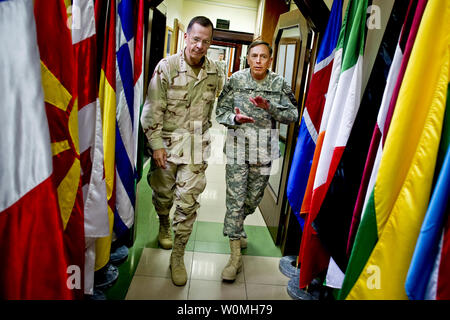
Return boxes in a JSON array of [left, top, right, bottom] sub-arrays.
[[169, 234, 188, 286], [158, 215, 173, 249], [240, 237, 247, 249], [221, 239, 242, 281]]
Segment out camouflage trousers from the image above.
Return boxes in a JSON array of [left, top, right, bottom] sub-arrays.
[[148, 160, 208, 239], [223, 162, 271, 240]]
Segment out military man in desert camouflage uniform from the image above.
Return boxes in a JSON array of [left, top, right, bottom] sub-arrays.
[[216, 51, 227, 92], [140, 16, 222, 286], [216, 40, 298, 281]]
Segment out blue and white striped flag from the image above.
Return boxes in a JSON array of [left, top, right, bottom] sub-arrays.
[[114, 0, 137, 238]]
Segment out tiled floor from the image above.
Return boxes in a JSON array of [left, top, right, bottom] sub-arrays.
[[126, 249, 291, 300], [105, 104, 293, 300]]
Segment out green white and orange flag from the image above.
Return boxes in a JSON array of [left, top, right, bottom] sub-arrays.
[[343, 0, 450, 300]]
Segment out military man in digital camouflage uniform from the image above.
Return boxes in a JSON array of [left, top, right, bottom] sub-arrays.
[[140, 16, 223, 286], [216, 40, 298, 281]]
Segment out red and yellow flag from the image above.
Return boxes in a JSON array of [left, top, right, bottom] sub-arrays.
[[95, 0, 117, 271], [0, 0, 73, 299], [34, 0, 85, 299]]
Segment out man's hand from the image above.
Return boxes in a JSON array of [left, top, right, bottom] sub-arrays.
[[249, 96, 270, 110], [153, 148, 167, 169], [234, 107, 255, 124]]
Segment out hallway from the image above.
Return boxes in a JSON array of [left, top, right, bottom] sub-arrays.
[[105, 106, 293, 300]]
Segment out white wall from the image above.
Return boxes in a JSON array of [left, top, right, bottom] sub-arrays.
[[158, 0, 185, 30], [181, 0, 258, 34]]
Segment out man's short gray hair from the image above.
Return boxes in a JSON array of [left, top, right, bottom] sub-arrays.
[[187, 16, 214, 33], [247, 40, 273, 56]]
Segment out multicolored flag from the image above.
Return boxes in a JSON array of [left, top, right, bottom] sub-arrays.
[[299, 0, 368, 288], [405, 85, 450, 300], [436, 202, 450, 299], [0, 0, 72, 299], [343, 0, 450, 299], [346, 4, 411, 253], [35, 0, 85, 299], [96, 0, 117, 271], [286, 0, 342, 227], [313, 0, 408, 288], [297, 1, 347, 289], [134, 0, 145, 183], [72, 0, 109, 295], [339, 0, 428, 299]]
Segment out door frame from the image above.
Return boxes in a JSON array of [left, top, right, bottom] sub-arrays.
[[258, 9, 316, 246], [211, 29, 254, 75]]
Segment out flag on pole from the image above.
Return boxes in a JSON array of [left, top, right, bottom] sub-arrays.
[[298, 0, 368, 289], [297, 1, 348, 289], [406, 146, 450, 300], [436, 203, 450, 299], [286, 0, 342, 227], [35, 0, 85, 299], [433, 87, 450, 300], [134, 0, 145, 183], [313, 0, 408, 288], [114, 0, 138, 242], [339, 0, 428, 299], [0, 0, 72, 299], [343, 0, 450, 299], [96, 0, 117, 271], [346, 8, 412, 254], [72, 0, 109, 295], [405, 85, 450, 300]]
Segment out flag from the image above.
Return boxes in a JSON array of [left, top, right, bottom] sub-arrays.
[[298, 0, 368, 289], [313, 0, 408, 288], [96, 0, 117, 271], [114, 0, 138, 243], [434, 86, 450, 300], [72, 0, 109, 295], [405, 84, 450, 300], [286, 0, 342, 227], [346, 0, 417, 255], [297, 1, 348, 289], [436, 204, 450, 299], [35, 0, 85, 299], [0, 0, 72, 299], [346, 2, 413, 253], [343, 0, 450, 299], [134, 0, 145, 183], [339, 0, 428, 299]]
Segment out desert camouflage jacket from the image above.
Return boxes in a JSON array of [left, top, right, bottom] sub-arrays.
[[141, 51, 223, 164]]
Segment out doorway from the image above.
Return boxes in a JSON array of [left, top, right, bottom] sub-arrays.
[[210, 29, 254, 75], [258, 9, 317, 253]]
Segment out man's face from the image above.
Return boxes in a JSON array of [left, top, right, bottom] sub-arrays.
[[184, 23, 213, 65], [247, 44, 272, 80]]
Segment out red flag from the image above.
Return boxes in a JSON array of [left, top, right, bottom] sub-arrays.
[[437, 210, 450, 299], [0, 0, 72, 299], [34, 0, 85, 299], [72, 0, 109, 295]]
